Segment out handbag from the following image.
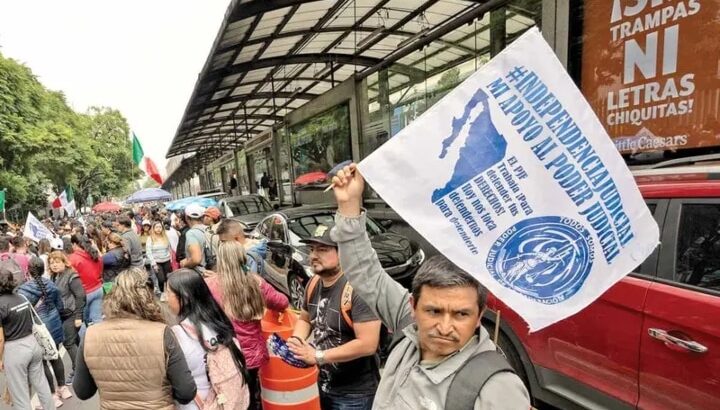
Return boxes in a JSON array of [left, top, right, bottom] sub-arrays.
[[19, 295, 59, 361]]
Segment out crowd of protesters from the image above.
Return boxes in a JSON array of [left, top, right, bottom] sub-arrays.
[[0, 173, 531, 410]]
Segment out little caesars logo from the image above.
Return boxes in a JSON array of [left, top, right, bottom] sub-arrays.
[[486, 216, 595, 305]]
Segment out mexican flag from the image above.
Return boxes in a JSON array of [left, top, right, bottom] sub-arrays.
[[132, 133, 163, 185], [52, 187, 76, 216]]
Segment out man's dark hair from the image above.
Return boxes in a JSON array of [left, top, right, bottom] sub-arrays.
[[411, 255, 487, 312], [10, 236, 25, 249], [118, 216, 132, 228], [0, 269, 16, 295], [216, 219, 244, 237], [0, 236, 10, 252], [101, 220, 114, 230]]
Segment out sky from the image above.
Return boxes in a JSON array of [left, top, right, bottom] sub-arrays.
[[0, 0, 229, 174]]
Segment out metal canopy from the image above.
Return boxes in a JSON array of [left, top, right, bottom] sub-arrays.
[[166, 0, 537, 163]]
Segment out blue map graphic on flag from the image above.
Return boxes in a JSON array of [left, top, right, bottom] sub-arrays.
[[432, 88, 507, 203]]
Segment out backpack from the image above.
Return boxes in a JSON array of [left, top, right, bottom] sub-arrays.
[[388, 322, 516, 410], [306, 275, 354, 328], [0, 254, 24, 287], [181, 323, 250, 410], [192, 226, 216, 270]]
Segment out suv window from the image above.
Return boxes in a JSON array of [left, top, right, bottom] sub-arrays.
[[228, 196, 271, 216], [257, 217, 273, 238], [288, 215, 335, 239], [676, 203, 720, 292], [268, 216, 287, 242]]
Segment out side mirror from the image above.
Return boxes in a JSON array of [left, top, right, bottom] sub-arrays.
[[380, 219, 393, 229], [273, 204, 280, 210]]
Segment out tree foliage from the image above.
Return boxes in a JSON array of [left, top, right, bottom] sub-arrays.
[[0, 52, 137, 215]]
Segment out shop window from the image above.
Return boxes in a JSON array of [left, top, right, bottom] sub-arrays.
[[288, 104, 351, 189]]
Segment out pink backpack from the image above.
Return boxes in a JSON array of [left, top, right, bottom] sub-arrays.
[[181, 323, 250, 410]]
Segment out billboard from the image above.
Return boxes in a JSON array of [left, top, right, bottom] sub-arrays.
[[581, 0, 720, 154]]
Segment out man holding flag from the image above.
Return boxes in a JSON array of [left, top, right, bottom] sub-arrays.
[[328, 164, 530, 410]]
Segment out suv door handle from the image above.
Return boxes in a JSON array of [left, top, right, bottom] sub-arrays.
[[648, 328, 708, 354]]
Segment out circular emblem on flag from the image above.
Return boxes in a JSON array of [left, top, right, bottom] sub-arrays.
[[486, 216, 594, 305]]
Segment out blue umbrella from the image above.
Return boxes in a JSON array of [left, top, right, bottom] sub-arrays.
[[126, 188, 173, 204], [165, 196, 218, 211]]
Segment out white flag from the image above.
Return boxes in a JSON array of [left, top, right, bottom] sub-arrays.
[[58, 190, 75, 216], [358, 28, 659, 331], [23, 212, 54, 243]]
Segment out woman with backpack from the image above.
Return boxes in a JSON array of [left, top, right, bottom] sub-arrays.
[[206, 241, 289, 410], [18, 257, 72, 407], [146, 221, 173, 302], [49, 251, 86, 385], [166, 268, 250, 410], [72, 267, 197, 409], [102, 233, 130, 285], [68, 234, 103, 328], [0, 267, 56, 410]]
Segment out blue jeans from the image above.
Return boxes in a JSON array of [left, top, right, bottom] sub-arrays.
[[319, 391, 374, 410], [84, 286, 104, 326]]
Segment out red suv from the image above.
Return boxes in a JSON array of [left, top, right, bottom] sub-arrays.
[[483, 167, 720, 410]]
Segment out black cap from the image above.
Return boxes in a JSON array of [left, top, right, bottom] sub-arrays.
[[300, 224, 337, 247]]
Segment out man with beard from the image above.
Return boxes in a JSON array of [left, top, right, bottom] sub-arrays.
[[288, 224, 381, 410]]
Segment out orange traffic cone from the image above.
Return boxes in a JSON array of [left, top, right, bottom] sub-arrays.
[[260, 309, 321, 410]]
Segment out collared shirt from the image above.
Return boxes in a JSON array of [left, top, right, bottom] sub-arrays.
[[332, 211, 530, 410]]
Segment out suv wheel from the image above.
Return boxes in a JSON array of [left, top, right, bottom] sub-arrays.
[[288, 273, 305, 309]]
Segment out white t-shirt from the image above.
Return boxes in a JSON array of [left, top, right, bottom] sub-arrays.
[[172, 320, 217, 410], [166, 228, 179, 253]]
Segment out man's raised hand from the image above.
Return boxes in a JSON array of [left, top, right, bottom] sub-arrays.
[[332, 163, 363, 217]]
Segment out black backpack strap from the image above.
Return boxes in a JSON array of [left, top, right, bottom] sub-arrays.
[[445, 350, 515, 410]]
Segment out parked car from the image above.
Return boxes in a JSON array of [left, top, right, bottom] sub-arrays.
[[252, 207, 425, 308], [484, 166, 720, 410], [197, 188, 228, 200], [219, 194, 278, 228]]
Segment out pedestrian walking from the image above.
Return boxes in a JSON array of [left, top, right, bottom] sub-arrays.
[[215, 220, 266, 275], [10, 236, 31, 274], [0, 236, 27, 286], [146, 221, 173, 301], [0, 267, 56, 410], [179, 205, 208, 272], [48, 251, 85, 385], [205, 240, 289, 410], [101, 233, 130, 285], [37, 238, 52, 279], [287, 224, 381, 410], [115, 216, 144, 268], [166, 268, 250, 410], [173, 211, 189, 265], [18, 257, 72, 407], [328, 164, 531, 409], [68, 234, 103, 328], [73, 267, 197, 409]]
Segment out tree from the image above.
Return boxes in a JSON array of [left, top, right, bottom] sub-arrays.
[[0, 51, 136, 216]]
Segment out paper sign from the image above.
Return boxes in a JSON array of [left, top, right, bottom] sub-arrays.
[[359, 28, 659, 331]]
